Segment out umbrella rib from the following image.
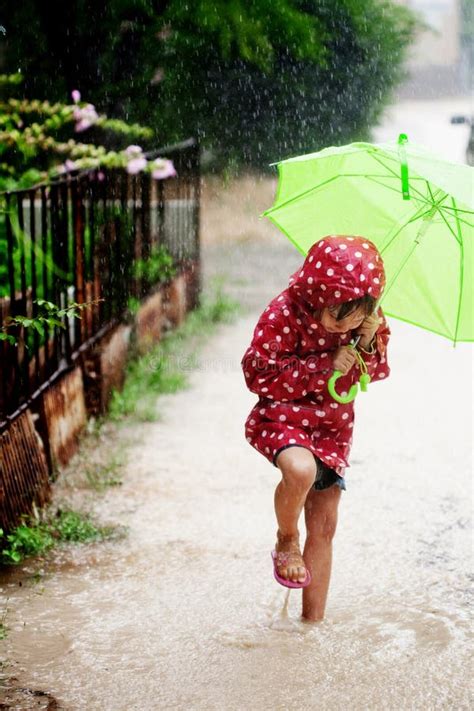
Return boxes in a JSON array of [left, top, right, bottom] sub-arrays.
[[451, 198, 465, 346], [380, 204, 433, 255], [367, 152, 430, 203], [262, 175, 340, 215], [364, 175, 429, 202]]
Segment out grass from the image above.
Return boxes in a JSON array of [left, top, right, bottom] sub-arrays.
[[0, 509, 118, 566], [108, 277, 241, 422]]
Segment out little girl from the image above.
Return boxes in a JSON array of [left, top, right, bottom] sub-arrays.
[[240, 234, 390, 622]]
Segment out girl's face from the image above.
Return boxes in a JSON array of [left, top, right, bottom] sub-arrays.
[[320, 304, 367, 334]]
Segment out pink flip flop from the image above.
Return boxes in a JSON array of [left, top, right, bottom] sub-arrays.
[[271, 549, 312, 589]]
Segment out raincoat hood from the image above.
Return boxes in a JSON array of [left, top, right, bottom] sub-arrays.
[[288, 235, 386, 311]]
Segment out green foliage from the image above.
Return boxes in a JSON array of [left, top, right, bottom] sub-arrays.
[[0, 509, 115, 565], [0, 74, 174, 190], [0, 298, 103, 346], [0, 1, 419, 171], [109, 279, 241, 421], [133, 245, 177, 285]]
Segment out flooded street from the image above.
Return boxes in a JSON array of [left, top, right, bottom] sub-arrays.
[[1, 98, 472, 710]]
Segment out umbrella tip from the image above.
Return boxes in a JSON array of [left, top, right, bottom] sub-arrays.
[[398, 133, 409, 144]]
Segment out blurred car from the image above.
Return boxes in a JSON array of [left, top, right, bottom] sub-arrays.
[[450, 115, 474, 166]]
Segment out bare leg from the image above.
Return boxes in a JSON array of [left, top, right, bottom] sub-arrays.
[[301, 484, 341, 621], [274, 447, 317, 583]]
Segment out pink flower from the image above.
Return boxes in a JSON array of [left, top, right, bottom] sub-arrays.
[[73, 103, 99, 132], [126, 157, 148, 174], [71, 89, 81, 103], [125, 145, 143, 157], [64, 159, 77, 172], [151, 159, 176, 180]]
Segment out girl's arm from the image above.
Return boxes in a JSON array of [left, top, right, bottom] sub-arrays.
[[241, 311, 334, 401], [356, 307, 391, 383]]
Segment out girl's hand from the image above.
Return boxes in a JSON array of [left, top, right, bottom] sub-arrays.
[[356, 314, 382, 350], [333, 346, 357, 375]]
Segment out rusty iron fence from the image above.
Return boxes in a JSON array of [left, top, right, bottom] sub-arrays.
[[0, 138, 200, 433]]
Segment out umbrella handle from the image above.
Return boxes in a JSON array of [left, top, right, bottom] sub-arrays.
[[328, 371, 372, 403]]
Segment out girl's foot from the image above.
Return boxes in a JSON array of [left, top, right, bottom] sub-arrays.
[[274, 531, 308, 584]]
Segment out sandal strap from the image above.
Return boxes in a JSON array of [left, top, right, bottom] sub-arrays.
[[273, 548, 305, 568]]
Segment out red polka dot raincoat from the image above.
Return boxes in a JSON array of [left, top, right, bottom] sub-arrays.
[[241, 235, 391, 477]]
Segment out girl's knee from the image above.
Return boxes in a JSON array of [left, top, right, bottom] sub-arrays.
[[278, 450, 316, 491]]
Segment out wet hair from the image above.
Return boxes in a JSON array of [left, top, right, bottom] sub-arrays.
[[333, 294, 376, 321]]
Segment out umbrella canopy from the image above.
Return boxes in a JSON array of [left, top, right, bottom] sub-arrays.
[[263, 136, 474, 343]]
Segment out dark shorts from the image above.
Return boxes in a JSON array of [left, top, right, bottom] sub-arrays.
[[273, 444, 347, 491]]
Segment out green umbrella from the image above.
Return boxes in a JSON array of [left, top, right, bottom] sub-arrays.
[[263, 134, 474, 345]]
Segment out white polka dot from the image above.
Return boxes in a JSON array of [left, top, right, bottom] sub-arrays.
[[283, 327, 290, 334], [292, 371, 299, 378], [265, 447, 270, 453], [316, 410, 326, 417], [300, 271, 304, 276], [249, 419, 255, 425], [296, 319, 302, 325], [348, 237, 354, 241], [246, 437, 252, 442], [327, 268, 334, 276], [311, 323, 318, 329], [259, 408, 265, 414], [258, 329, 263, 336], [321, 284, 326, 291], [318, 338, 325, 345], [263, 343, 269, 349], [354, 287, 360, 294], [325, 247, 332, 253], [360, 274, 365, 282], [362, 243, 369, 249], [339, 244, 347, 250], [317, 380, 324, 385], [379, 372, 386, 378], [355, 251, 362, 258], [342, 413, 349, 420], [289, 438, 296, 444], [330, 403, 338, 409], [319, 297, 324, 303], [368, 262, 374, 270], [283, 309, 289, 316], [278, 433, 284, 440], [308, 362, 316, 369], [374, 277, 380, 284], [308, 256, 314, 262], [346, 264, 354, 272], [261, 387, 268, 392], [269, 313, 275, 319], [292, 406, 300, 412], [287, 387, 294, 393], [334, 291, 341, 298], [262, 429, 267, 436], [302, 419, 309, 426], [307, 277, 313, 284], [276, 335, 282, 342], [316, 261, 322, 268]]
